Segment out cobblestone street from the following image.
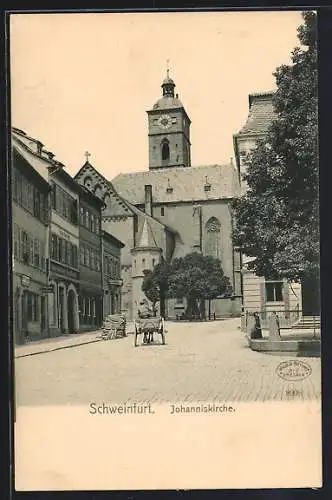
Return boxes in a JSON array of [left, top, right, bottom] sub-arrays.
[[15, 318, 321, 406]]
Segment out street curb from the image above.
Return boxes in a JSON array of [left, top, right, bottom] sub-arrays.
[[15, 331, 136, 359], [15, 337, 103, 359]]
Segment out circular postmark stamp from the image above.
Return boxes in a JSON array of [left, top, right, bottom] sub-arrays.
[[276, 360, 312, 381]]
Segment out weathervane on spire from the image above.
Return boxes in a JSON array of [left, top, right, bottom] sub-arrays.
[[166, 59, 170, 78], [85, 151, 91, 162]]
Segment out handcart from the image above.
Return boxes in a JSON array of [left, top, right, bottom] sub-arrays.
[[134, 316, 166, 347]]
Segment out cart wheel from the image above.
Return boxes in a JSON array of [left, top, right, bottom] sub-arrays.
[[160, 318, 166, 345]]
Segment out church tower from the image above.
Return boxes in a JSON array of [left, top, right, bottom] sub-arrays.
[[131, 219, 162, 312], [147, 70, 191, 170]]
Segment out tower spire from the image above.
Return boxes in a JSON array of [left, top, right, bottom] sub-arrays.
[[162, 61, 175, 98]]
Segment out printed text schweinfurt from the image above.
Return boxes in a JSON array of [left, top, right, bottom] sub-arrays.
[[89, 402, 155, 415]]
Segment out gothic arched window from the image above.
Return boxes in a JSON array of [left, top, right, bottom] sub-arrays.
[[205, 217, 221, 260], [161, 140, 170, 162]]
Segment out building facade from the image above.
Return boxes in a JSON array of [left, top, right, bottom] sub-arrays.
[[233, 92, 302, 324], [48, 168, 80, 335], [74, 73, 242, 320], [12, 127, 125, 341], [102, 230, 124, 317], [12, 146, 50, 344], [78, 187, 104, 330]]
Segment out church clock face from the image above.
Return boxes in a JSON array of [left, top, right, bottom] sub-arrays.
[[158, 114, 172, 129]]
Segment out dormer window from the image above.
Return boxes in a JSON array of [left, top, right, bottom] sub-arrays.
[[204, 176, 211, 192], [36, 141, 43, 155], [166, 179, 173, 194]]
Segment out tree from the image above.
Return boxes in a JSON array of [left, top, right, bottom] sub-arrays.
[[167, 252, 233, 319], [232, 11, 318, 283], [141, 260, 170, 317]]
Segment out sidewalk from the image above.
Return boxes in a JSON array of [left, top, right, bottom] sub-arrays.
[[15, 321, 135, 358]]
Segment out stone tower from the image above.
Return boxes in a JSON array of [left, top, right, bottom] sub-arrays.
[[131, 218, 162, 314], [147, 71, 191, 170]]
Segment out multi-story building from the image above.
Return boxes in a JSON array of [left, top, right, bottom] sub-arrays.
[[12, 127, 125, 337], [102, 230, 124, 317], [48, 167, 80, 335], [233, 92, 303, 326], [78, 187, 104, 330], [12, 145, 50, 344]]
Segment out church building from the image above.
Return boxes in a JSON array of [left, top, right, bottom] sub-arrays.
[[74, 72, 242, 320]]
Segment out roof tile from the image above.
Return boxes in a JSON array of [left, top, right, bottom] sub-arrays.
[[238, 92, 276, 135], [112, 164, 240, 205]]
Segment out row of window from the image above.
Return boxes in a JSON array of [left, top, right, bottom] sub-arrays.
[[12, 168, 48, 223], [13, 224, 46, 270], [51, 183, 78, 225], [104, 253, 121, 279], [80, 243, 101, 271], [79, 206, 101, 234], [51, 233, 79, 269]]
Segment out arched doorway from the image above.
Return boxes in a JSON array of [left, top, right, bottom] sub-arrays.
[[68, 289, 77, 333]]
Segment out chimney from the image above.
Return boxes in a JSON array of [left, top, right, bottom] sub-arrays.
[[145, 184, 153, 217]]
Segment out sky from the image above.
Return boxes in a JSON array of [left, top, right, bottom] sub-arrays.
[[10, 10, 304, 179]]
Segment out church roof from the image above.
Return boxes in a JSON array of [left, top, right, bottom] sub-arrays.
[[112, 164, 240, 205], [237, 91, 275, 136]]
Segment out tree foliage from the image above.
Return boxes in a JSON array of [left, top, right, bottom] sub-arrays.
[[141, 260, 170, 315], [232, 11, 318, 282], [168, 252, 232, 301], [142, 252, 232, 318]]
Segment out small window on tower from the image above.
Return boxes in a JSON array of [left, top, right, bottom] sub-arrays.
[[161, 206, 165, 216]]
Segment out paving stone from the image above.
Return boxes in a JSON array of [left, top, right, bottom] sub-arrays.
[[15, 319, 321, 406]]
